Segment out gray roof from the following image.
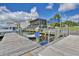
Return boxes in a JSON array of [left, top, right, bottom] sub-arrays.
[[38, 35, 79, 56], [0, 33, 40, 56]]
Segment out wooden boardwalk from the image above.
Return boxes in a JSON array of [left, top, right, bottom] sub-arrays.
[[0, 33, 40, 56], [0, 33, 79, 56], [38, 35, 79, 56]]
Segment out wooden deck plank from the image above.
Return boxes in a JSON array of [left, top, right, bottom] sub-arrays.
[[0, 33, 40, 56], [38, 35, 79, 56]]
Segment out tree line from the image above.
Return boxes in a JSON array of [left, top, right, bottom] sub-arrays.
[[49, 14, 79, 27]]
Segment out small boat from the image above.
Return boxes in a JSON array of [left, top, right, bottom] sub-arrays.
[[26, 34, 41, 38]]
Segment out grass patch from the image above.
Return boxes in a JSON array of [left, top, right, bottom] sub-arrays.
[[55, 26, 79, 31], [68, 26, 79, 31]]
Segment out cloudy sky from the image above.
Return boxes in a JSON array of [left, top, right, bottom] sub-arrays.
[[0, 3, 79, 22]]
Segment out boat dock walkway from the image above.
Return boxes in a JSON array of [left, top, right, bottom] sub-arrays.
[[23, 35, 79, 56], [38, 35, 79, 56], [0, 32, 79, 56], [0, 33, 40, 56]]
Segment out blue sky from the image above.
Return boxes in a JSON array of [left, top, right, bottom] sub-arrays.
[[0, 3, 79, 21], [0, 3, 59, 19]]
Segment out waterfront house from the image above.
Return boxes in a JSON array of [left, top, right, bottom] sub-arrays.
[[27, 18, 47, 31]]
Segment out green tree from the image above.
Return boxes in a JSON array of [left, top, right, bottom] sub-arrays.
[[64, 21, 78, 27], [51, 14, 61, 27], [53, 13, 61, 19]]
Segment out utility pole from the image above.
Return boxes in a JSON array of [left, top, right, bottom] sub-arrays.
[[47, 18, 51, 43]]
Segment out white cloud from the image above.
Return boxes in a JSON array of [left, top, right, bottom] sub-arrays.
[[0, 6, 39, 28], [30, 7, 39, 20], [58, 3, 77, 12], [46, 3, 53, 10], [0, 6, 39, 22], [31, 7, 37, 13], [0, 6, 10, 14], [8, 11, 30, 22], [68, 14, 79, 22]]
